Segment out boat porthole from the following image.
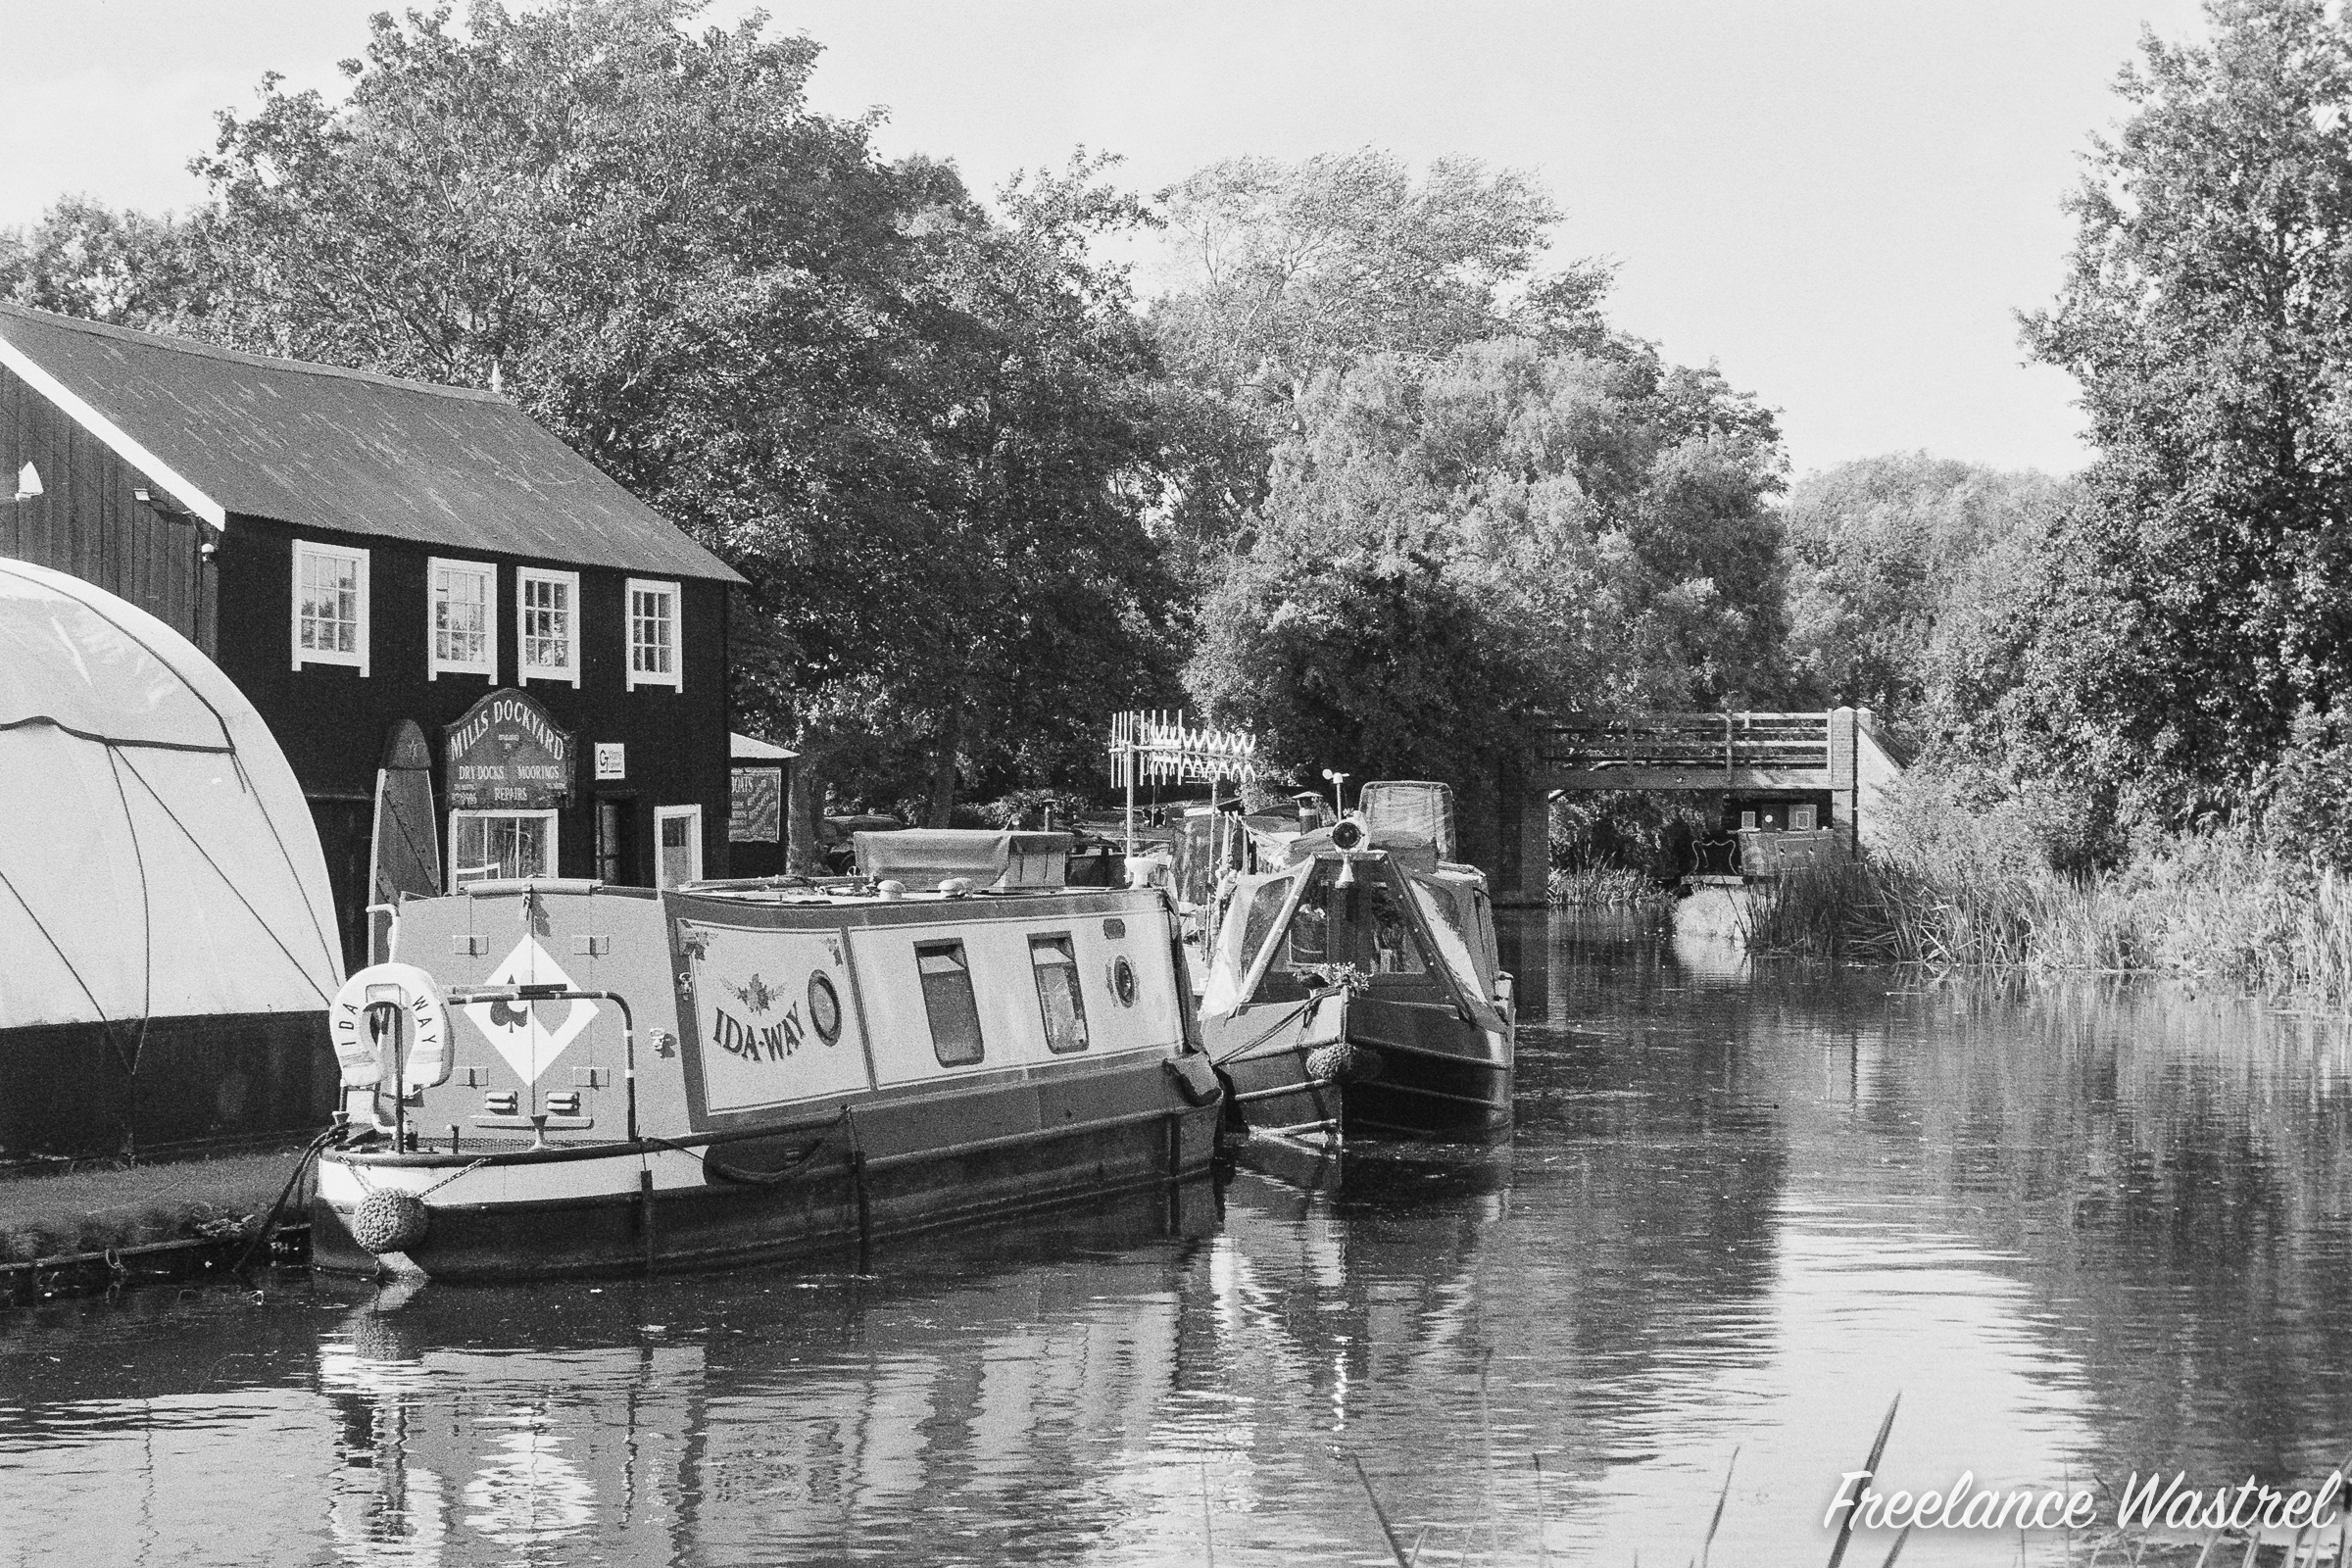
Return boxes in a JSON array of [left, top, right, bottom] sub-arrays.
[[808, 971, 843, 1044], [1110, 956, 1138, 1007]]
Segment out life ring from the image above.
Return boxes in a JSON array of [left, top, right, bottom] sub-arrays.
[[329, 962, 453, 1094]]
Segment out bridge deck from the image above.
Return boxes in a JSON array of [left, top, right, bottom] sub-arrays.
[[1539, 710, 1848, 790]]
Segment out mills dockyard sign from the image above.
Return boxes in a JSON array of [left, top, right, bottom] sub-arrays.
[[444, 689, 575, 809]]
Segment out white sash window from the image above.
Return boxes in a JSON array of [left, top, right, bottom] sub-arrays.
[[626, 578, 681, 691], [292, 540, 368, 674], [516, 567, 580, 687], [428, 558, 497, 679]]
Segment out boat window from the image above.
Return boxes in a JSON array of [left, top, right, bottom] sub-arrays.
[[1239, 877, 1297, 976], [1353, 876, 1428, 977], [1250, 863, 1431, 1002], [1417, 879, 1468, 945], [914, 941, 985, 1066], [1411, 878, 1493, 1000], [1029, 934, 1089, 1054]]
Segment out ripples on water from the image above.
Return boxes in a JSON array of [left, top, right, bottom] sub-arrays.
[[5, 910, 2352, 1567]]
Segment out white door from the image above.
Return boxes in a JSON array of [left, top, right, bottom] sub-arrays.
[[656, 806, 703, 889]]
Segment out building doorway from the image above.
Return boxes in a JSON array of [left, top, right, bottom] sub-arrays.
[[308, 797, 372, 972], [597, 797, 639, 886], [656, 805, 704, 888]]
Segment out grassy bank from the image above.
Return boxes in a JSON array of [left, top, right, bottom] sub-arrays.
[[0, 1149, 310, 1266], [1740, 835, 2352, 1004]]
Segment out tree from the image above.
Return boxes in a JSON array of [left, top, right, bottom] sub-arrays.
[[0, 196, 221, 329], [2022, 0, 2352, 817], [1781, 454, 2070, 729], [1155, 150, 1566, 404], [1186, 336, 1786, 798], [183, 1, 1181, 849], [1148, 151, 1610, 583]]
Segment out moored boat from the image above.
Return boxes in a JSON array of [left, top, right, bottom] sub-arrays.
[[1199, 784, 1515, 1143], [309, 831, 1223, 1280]]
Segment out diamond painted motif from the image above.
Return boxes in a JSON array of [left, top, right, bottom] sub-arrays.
[[462, 935, 600, 1085]]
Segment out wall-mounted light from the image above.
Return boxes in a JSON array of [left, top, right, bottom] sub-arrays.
[[12, 463, 39, 503]]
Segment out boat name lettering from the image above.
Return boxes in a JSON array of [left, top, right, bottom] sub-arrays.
[[710, 1003, 808, 1061]]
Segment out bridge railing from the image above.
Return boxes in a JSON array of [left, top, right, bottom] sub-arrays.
[[1541, 711, 1834, 776]]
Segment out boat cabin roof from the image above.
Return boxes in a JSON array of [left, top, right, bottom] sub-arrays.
[[429, 872, 1116, 910]]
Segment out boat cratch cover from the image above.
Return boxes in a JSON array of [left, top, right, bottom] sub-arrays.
[[0, 559, 343, 1036], [854, 830, 1073, 890]]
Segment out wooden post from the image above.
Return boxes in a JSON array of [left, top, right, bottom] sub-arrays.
[[1829, 706, 1859, 854]]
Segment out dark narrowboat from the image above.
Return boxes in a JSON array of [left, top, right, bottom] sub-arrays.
[[1198, 809, 1515, 1143]]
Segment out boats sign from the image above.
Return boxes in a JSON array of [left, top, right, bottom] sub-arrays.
[[444, 688, 575, 809]]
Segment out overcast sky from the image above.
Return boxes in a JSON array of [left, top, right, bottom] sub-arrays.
[[3, 0, 2211, 477]]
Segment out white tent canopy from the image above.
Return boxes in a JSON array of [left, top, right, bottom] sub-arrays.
[[0, 559, 343, 1030]]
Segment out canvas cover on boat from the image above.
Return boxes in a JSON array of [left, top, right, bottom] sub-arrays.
[[853, 830, 1073, 889], [1357, 781, 1457, 860], [0, 559, 343, 1029]]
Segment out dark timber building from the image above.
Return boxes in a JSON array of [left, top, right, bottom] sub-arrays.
[[0, 305, 745, 971]]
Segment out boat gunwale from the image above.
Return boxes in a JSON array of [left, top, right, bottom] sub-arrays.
[[1212, 1030, 1512, 1072], [320, 1100, 1204, 1177]]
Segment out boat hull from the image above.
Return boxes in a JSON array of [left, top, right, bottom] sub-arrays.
[[314, 1094, 1220, 1281], [1211, 996, 1511, 1143]]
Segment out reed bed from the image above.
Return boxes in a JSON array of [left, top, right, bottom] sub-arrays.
[[1546, 866, 1673, 908], [1739, 834, 2352, 1006]]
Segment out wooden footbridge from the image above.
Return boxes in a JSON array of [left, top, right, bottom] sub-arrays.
[[1488, 708, 1890, 905], [1540, 709, 1866, 796]]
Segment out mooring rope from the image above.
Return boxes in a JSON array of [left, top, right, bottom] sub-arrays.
[[1209, 981, 1354, 1065], [644, 1107, 854, 1186], [230, 1125, 341, 1277]]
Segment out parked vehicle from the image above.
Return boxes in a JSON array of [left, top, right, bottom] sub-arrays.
[[310, 836, 1222, 1281]]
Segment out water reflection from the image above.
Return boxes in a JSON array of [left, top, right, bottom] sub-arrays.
[[4, 913, 2352, 1566]]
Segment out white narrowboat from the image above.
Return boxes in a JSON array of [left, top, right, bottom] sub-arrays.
[[310, 833, 1223, 1280]]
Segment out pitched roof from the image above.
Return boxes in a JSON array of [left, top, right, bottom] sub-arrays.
[[0, 305, 743, 584]]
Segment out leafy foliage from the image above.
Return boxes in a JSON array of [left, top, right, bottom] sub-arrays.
[[174, 0, 1182, 838], [0, 196, 221, 328], [2021, 0, 2352, 817], [1781, 454, 2069, 731], [1156, 150, 1568, 403], [1148, 151, 1611, 584], [1185, 337, 1786, 793]]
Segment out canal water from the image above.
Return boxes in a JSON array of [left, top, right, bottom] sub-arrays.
[[6, 910, 2352, 1567]]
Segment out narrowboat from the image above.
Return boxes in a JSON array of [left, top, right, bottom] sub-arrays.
[[1199, 785, 1516, 1143], [309, 831, 1224, 1281]]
